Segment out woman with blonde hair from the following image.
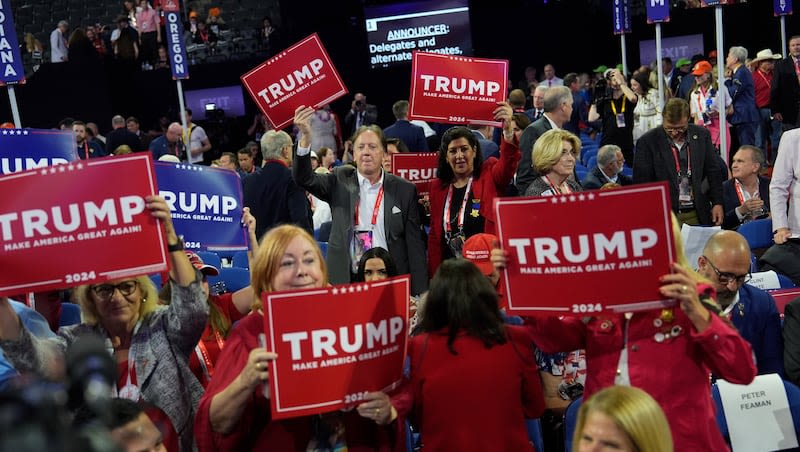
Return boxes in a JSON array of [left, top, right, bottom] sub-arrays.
[[0, 196, 208, 452], [689, 60, 732, 155], [525, 128, 582, 196], [194, 224, 398, 451], [574, 386, 672, 452]]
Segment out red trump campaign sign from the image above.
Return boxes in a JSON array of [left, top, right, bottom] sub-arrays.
[[264, 276, 409, 419], [392, 152, 438, 197], [0, 154, 168, 296], [495, 183, 676, 315], [409, 51, 507, 126], [241, 33, 347, 130]]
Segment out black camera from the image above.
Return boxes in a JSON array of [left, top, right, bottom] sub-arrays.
[[593, 78, 610, 103], [355, 100, 363, 107]]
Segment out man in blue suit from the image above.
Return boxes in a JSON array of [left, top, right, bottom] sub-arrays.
[[698, 231, 783, 376], [725, 46, 761, 148], [382, 100, 428, 152]]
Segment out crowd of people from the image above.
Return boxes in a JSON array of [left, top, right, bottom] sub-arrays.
[[40, 2, 281, 73], [4, 31, 800, 451]]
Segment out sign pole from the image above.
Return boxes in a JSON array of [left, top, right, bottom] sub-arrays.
[[715, 5, 728, 164], [177, 80, 188, 134], [7, 85, 21, 128], [780, 15, 787, 57], [655, 23, 664, 111]]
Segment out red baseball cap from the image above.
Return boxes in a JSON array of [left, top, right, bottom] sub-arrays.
[[185, 251, 220, 276], [691, 61, 713, 76], [462, 233, 497, 276]]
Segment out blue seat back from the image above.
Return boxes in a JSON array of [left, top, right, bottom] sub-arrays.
[[779, 273, 797, 288], [59, 302, 82, 327], [196, 251, 222, 270], [208, 267, 251, 293], [526, 418, 545, 452], [738, 218, 773, 250], [318, 241, 328, 258], [231, 250, 249, 269], [564, 396, 583, 451]]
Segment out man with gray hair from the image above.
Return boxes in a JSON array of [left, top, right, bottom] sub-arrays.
[[382, 100, 427, 152], [725, 46, 760, 147], [50, 20, 68, 62], [581, 144, 632, 189], [106, 114, 141, 153], [516, 85, 574, 194], [243, 130, 311, 238]]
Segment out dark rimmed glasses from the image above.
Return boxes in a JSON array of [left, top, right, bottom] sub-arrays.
[[91, 280, 139, 300], [702, 255, 751, 285]]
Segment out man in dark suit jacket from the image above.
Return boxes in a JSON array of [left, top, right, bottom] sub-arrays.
[[343, 92, 378, 139], [698, 231, 783, 376], [383, 100, 428, 152], [581, 144, 633, 189], [722, 145, 770, 230], [770, 36, 800, 130], [243, 130, 312, 239], [725, 46, 761, 147], [516, 86, 573, 194], [633, 98, 724, 226], [293, 107, 428, 295], [105, 115, 141, 153], [469, 124, 499, 160]]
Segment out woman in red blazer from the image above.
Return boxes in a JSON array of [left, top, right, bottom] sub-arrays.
[[427, 103, 520, 277]]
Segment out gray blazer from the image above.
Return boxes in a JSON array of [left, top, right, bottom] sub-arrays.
[[0, 273, 208, 452], [293, 153, 428, 295]]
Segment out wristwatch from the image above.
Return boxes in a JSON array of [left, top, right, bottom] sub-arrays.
[[167, 239, 185, 252]]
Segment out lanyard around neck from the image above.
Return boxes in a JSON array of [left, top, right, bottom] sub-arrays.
[[354, 183, 384, 226], [443, 176, 473, 234]]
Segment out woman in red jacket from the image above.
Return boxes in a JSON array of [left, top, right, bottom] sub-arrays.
[[392, 258, 545, 450], [426, 102, 520, 277]]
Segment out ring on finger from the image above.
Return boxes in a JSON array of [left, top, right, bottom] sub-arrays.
[[681, 285, 688, 294]]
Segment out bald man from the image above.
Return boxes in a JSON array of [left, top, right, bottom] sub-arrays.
[[697, 231, 783, 376], [148, 122, 186, 161]]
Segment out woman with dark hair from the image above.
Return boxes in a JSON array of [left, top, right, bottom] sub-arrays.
[[631, 70, 662, 143], [426, 103, 520, 277], [354, 247, 423, 330], [392, 259, 544, 450], [355, 247, 398, 282], [67, 27, 99, 64]]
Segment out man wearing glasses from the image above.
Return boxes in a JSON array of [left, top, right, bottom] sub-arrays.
[[634, 98, 725, 226], [698, 231, 783, 376]]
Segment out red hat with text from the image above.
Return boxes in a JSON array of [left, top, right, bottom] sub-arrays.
[[185, 251, 220, 276], [462, 233, 497, 276]]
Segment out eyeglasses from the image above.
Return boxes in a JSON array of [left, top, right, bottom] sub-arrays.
[[702, 256, 751, 285], [91, 280, 139, 300], [663, 125, 688, 134]]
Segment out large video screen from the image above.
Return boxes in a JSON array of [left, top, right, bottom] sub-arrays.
[[184, 85, 246, 120], [365, 0, 473, 70]]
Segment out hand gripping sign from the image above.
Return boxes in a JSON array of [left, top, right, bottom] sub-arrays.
[[0, 128, 78, 175], [409, 51, 507, 127], [0, 154, 168, 296], [263, 276, 409, 419], [241, 33, 348, 130], [391, 152, 438, 197], [494, 183, 677, 315], [155, 162, 247, 253]]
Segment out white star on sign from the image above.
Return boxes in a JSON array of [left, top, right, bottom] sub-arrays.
[[77, 163, 83, 169], [332, 287, 339, 295], [560, 196, 568, 203], [58, 165, 66, 172], [587, 193, 595, 200], [551, 197, 558, 204], [569, 195, 576, 202], [578, 194, 585, 201]]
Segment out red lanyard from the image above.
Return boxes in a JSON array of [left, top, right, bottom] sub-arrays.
[[543, 175, 570, 195], [443, 177, 473, 234], [670, 142, 691, 177], [195, 330, 225, 383], [696, 86, 709, 114], [354, 184, 384, 226], [756, 70, 772, 90], [83, 142, 90, 159], [734, 179, 757, 205]]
